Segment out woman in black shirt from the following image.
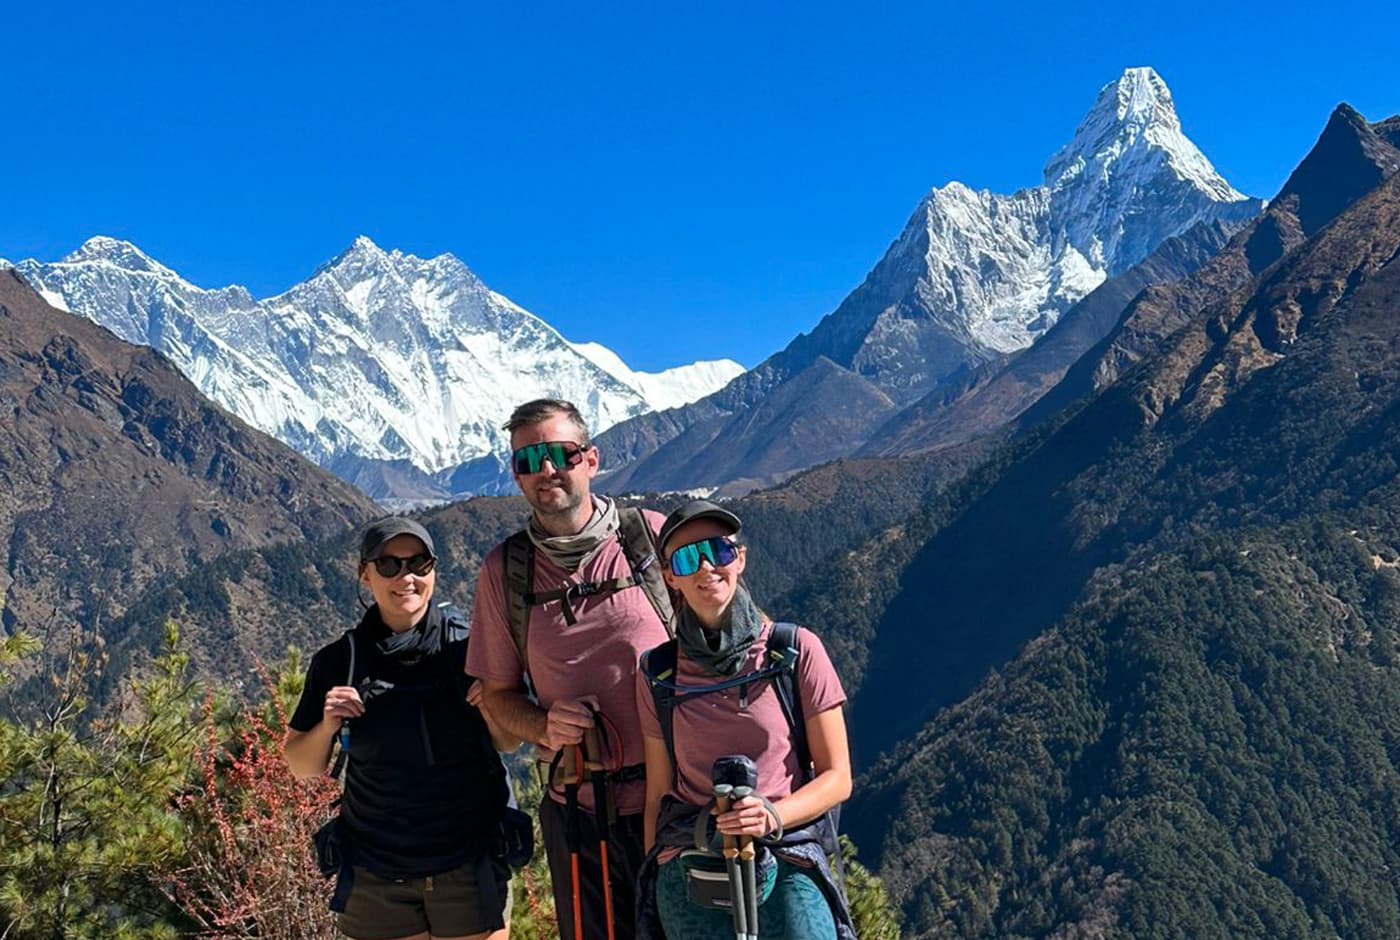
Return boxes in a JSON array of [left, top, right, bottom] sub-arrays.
[[285, 517, 515, 940]]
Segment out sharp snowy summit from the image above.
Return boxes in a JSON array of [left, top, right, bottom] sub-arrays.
[[1045, 67, 1253, 277], [855, 66, 1263, 377], [592, 67, 1265, 494], [6, 236, 742, 501]]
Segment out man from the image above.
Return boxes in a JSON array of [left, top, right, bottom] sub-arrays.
[[468, 399, 672, 940]]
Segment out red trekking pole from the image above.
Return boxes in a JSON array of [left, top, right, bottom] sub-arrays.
[[583, 707, 617, 940], [550, 744, 586, 940]]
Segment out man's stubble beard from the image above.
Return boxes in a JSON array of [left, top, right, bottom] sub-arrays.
[[531, 483, 586, 522]]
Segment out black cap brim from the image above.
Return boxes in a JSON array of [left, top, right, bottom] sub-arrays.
[[359, 517, 436, 562]]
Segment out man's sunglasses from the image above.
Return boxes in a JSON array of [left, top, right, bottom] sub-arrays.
[[667, 537, 740, 577], [369, 554, 436, 579], [511, 440, 590, 475]]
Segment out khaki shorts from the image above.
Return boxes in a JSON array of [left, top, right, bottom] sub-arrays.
[[338, 859, 510, 940]]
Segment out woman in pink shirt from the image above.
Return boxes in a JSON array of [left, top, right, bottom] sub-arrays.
[[635, 499, 856, 939]]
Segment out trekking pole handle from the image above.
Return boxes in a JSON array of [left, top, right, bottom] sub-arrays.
[[581, 703, 606, 769], [560, 747, 583, 787], [714, 793, 737, 854], [733, 785, 757, 856], [548, 742, 587, 790]]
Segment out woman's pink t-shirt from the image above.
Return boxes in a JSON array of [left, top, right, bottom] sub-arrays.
[[635, 620, 846, 809]]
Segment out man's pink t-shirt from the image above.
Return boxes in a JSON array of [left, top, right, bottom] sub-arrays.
[[635, 620, 847, 810], [467, 510, 672, 815]]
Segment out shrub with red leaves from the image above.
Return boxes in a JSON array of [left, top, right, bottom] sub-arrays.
[[167, 679, 339, 940]]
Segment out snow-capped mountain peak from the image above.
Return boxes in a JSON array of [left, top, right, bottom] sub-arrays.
[[1045, 67, 1245, 199], [1046, 68, 1179, 173], [8, 238, 740, 500], [60, 235, 179, 278], [313, 234, 397, 277], [350, 233, 383, 254], [1105, 66, 1175, 129], [308, 235, 403, 292], [788, 67, 1263, 395], [1039, 67, 1255, 276]]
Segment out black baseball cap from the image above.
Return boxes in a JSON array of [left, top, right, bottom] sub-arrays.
[[658, 499, 742, 555], [359, 517, 436, 562]]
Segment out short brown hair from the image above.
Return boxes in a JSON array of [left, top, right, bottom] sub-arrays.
[[502, 399, 591, 443]]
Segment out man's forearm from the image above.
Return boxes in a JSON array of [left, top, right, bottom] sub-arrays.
[[479, 705, 523, 752], [482, 686, 549, 747]]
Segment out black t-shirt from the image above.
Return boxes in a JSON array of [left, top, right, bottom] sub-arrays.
[[290, 604, 507, 879]]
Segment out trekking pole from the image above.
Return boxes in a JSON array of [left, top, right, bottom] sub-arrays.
[[713, 780, 747, 940], [582, 707, 616, 940], [713, 755, 760, 940], [733, 781, 760, 940], [551, 744, 586, 940]]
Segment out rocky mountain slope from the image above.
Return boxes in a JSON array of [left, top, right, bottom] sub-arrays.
[[860, 104, 1400, 457], [0, 271, 378, 644], [764, 105, 1400, 938]]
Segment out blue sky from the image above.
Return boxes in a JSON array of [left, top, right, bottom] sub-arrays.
[[3, 0, 1398, 371]]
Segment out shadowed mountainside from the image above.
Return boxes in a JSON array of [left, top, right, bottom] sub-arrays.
[[1022, 104, 1400, 425]]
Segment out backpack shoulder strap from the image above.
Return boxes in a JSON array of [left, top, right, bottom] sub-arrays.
[[766, 622, 812, 782], [343, 628, 358, 687], [437, 602, 506, 776], [768, 623, 843, 865], [617, 507, 675, 635], [330, 629, 359, 784], [640, 626, 808, 783], [640, 637, 681, 782], [501, 530, 535, 685], [437, 602, 471, 691]]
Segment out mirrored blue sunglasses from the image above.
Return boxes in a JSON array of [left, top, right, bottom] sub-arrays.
[[668, 536, 740, 577]]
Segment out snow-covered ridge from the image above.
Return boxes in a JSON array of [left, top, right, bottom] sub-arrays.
[[569, 342, 743, 412], [6, 236, 740, 498]]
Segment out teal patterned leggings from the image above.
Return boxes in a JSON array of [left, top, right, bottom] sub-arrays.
[[655, 855, 837, 939]]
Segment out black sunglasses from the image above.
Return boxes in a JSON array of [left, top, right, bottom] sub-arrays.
[[369, 553, 436, 578], [511, 440, 590, 475]]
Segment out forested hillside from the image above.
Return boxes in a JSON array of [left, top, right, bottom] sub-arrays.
[[857, 522, 1400, 938]]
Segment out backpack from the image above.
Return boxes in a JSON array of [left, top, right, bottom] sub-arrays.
[[502, 506, 674, 691], [640, 622, 842, 859]]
